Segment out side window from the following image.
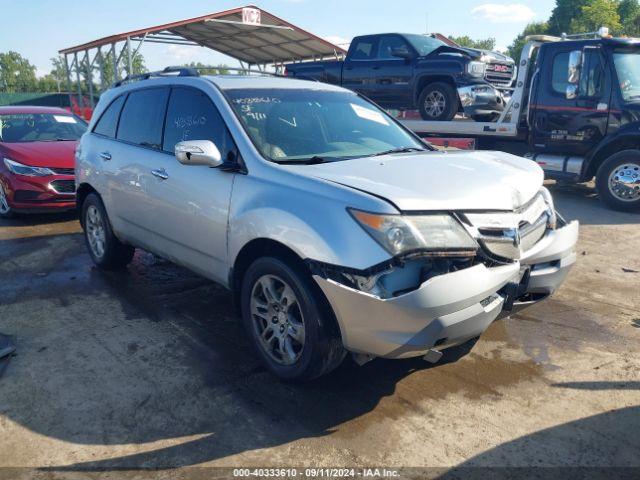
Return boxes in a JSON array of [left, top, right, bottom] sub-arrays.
[[162, 87, 232, 158], [551, 52, 570, 94], [93, 95, 125, 138], [377, 35, 409, 60], [116, 88, 169, 148], [350, 38, 377, 60], [580, 49, 604, 97]]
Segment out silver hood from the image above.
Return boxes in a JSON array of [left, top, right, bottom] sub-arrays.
[[287, 150, 544, 212]]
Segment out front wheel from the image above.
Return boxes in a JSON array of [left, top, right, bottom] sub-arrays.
[[0, 183, 16, 219], [418, 82, 458, 121], [240, 256, 345, 381], [595, 150, 640, 212], [81, 193, 135, 269]]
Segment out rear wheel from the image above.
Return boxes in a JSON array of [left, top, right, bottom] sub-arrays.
[[418, 82, 458, 121], [81, 193, 135, 269], [0, 183, 16, 219], [595, 150, 640, 212], [240, 256, 345, 381]]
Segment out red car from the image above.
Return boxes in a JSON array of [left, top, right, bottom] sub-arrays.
[[0, 106, 87, 218]]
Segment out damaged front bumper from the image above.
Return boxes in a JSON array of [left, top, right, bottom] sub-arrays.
[[313, 220, 579, 359], [457, 84, 508, 119]]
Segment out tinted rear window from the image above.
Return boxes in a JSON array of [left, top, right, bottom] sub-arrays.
[[117, 88, 169, 148], [93, 95, 125, 138]]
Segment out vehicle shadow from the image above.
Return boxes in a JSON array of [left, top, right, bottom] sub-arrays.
[[1, 232, 478, 469], [438, 382, 640, 477], [0, 210, 77, 228]]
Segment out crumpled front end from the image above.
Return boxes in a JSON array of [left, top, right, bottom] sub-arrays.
[[312, 192, 579, 359], [457, 83, 508, 120]]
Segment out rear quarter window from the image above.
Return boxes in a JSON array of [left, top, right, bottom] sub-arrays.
[[93, 95, 125, 138]]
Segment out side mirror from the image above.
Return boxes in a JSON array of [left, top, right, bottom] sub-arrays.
[[391, 46, 412, 60], [566, 84, 578, 100], [568, 50, 582, 84], [175, 140, 222, 167]]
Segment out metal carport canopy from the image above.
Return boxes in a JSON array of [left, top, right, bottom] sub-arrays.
[[58, 5, 347, 65]]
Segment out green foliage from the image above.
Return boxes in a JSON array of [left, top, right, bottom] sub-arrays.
[[570, 0, 622, 33], [0, 51, 38, 92], [448, 36, 496, 51], [182, 62, 231, 75], [548, 0, 589, 36], [507, 22, 550, 61], [619, 0, 640, 35]]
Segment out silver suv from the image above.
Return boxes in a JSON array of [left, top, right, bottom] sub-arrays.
[[76, 69, 579, 380]]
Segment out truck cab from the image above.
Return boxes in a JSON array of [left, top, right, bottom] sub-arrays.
[[527, 37, 640, 210], [404, 31, 640, 212]]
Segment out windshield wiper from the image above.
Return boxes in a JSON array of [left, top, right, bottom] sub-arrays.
[[371, 146, 426, 157], [273, 156, 328, 165]]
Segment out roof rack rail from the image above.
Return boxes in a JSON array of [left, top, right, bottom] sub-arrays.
[[113, 66, 285, 87]]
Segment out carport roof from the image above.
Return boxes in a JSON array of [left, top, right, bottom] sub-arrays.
[[58, 5, 347, 64]]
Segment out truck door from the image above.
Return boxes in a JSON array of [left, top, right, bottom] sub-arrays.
[[343, 36, 379, 100], [370, 34, 414, 108], [530, 43, 610, 157]]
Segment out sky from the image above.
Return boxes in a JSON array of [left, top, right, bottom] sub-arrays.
[[1, 0, 556, 76]]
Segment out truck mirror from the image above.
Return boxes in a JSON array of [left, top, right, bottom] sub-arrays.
[[566, 84, 578, 99], [391, 46, 412, 60], [568, 50, 582, 84]]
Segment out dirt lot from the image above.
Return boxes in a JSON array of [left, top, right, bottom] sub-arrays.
[[0, 181, 638, 476]]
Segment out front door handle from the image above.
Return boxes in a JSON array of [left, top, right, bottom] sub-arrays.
[[99, 151, 111, 161], [151, 168, 169, 180]]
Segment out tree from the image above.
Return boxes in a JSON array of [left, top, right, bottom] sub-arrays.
[[507, 22, 550, 61], [448, 35, 496, 51], [548, 0, 589, 35], [0, 51, 38, 92], [618, 0, 640, 35], [570, 0, 622, 33], [182, 62, 231, 75], [97, 50, 146, 87]]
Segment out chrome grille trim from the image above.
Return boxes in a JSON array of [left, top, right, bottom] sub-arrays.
[[464, 193, 551, 260]]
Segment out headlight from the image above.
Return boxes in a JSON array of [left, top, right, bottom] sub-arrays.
[[349, 209, 477, 255], [467, 61, 486, 77], [540, 186, 557, 229], [3, 158, 54, 177]]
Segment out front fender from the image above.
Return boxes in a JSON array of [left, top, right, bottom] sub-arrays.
[[584, 129, 640, 180], [228, 172, 393, 271]]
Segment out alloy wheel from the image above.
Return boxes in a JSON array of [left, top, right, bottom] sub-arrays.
[[424, 90, 446, 118], [250, 274, 305, 366], [608, 162, 640, 202], [0, 184, 10, 215], [86, 205, 106, 259]]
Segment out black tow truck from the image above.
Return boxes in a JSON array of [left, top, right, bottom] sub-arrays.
[[402, 29, 640, 212]]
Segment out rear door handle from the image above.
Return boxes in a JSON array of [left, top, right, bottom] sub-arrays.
[[151, 168, 169, 180], [99, 151, 111, 161]]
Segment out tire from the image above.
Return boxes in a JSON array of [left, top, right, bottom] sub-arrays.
[[0, 182, 16, 219], [240, 256, 346, 381], [595, 150, 640, 212], [418, 82, 458, 121], [81, 193, 135, 269]]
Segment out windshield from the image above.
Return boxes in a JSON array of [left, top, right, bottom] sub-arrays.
[[0, 113, 87, 143], [404, 34, 445, 56], [613, 50, 640, 101], [225, 88, 426, 163]]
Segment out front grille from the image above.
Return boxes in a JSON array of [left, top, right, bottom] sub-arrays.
[[466, 194, 550, 260], [50, 179, 75, 194], [49, 167, 75, 175], [485, 62, 514, 88]]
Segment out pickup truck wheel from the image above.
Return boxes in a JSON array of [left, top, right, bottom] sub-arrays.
[[596, 150, 640, 212], [418, 82, 457, 121], [241, 256, 346, 381], [81, 193, 135, 269]]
